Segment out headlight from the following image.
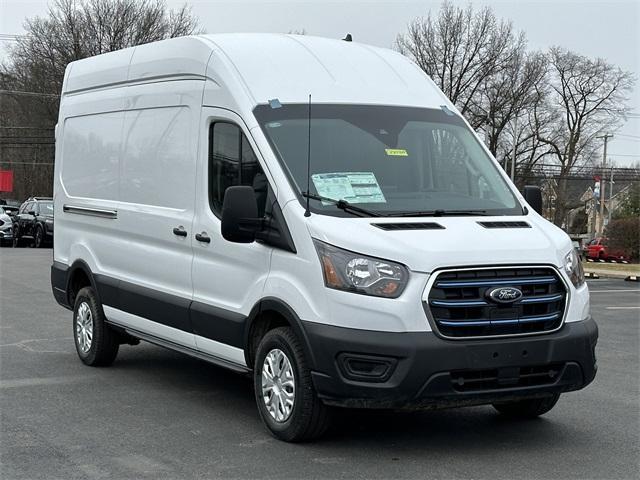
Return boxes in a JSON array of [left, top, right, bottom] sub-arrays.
[[564, 249, 585, 288], [313, 239, 409, 298]]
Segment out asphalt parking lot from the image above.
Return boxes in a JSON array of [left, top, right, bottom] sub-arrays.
[[1, 249, 639, 480]]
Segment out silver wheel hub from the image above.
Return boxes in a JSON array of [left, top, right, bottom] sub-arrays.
[[261, 348, 295, 423], [75, 301, 93, 354]]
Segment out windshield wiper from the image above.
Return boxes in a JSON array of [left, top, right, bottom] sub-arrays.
[[301, 192, 383, 217], [388, 209, 488, 217]]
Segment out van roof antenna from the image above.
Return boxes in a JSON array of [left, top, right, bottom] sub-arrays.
[[304, 93, 312, 217], [343, 33, 352, 42]]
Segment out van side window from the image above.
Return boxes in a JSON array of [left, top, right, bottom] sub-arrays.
[[209, 122, 266, 217]]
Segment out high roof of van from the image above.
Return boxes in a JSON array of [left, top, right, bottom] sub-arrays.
[[62, 33, 449, 109]]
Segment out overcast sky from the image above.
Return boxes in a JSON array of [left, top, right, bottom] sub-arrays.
[[1, 0, 638, 165]]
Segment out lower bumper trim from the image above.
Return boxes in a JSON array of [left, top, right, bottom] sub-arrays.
[[303, 317, 598, 409]]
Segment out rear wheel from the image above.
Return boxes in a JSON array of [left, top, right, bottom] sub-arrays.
[[254, 327, 331, 442], [73, 286, 119, 366], [493, 393, 560, 418], [34, 226, 44, 248], [12, 228, 21, 247]]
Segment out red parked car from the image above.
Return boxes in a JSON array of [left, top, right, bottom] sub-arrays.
[[585, 237, 628, 262]]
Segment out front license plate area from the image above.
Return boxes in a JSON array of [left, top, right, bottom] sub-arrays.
[[466, 340, 551, 368]]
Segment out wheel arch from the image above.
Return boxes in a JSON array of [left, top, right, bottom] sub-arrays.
[[244, 297, 317, 370], [66, 259, 99, 307]]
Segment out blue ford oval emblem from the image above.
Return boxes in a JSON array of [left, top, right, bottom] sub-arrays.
[[487, 286, 523, 304]]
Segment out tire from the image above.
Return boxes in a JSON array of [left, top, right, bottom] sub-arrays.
[[72, 286, 119, 366], [34, 226, 44, 248], [493, 393, 560, 418], [12, 229, 21, 248], [253, 327, 332, 442]]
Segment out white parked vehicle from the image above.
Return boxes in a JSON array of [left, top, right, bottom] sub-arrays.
[[0, 206, 13, 246], [52, 34, 597, 442]]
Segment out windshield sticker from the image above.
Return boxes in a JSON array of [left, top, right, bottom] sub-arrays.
[[311, 172, 386, 204], [385, 148, 408, 156]]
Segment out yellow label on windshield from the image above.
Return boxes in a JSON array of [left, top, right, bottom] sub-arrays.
[[385, 148, 408, 156]]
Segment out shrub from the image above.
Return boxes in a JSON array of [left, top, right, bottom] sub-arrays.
[[606, 217, 640, 261]]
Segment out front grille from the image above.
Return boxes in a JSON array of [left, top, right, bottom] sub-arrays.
[[450, 363, 565, 392], [426, 267, 567, 338]]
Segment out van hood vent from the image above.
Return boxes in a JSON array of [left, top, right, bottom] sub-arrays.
[[372, 222, 445, 231], [478, 221, 530, 229]]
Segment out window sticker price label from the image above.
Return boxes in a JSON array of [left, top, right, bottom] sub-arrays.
[[311, 172, 386, 204]]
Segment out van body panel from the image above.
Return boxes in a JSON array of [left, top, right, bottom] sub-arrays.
[[108, 81, 202, 317], [64, 47, 134, 94], [191, 108, 272, 356], [206, 34, 447, 108], [127, 37, 212, 83]]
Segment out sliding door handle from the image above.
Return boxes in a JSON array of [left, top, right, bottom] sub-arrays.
[[195, 232, 211, 244], [173, 226, 188, 237]]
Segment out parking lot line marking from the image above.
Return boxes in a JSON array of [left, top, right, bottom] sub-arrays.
[[605, 306, 640, 310], [0, 375, 93, 389], [589, 289, 640, 293]]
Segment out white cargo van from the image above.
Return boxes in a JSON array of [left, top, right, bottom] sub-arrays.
[[52, 34, 597, 442]]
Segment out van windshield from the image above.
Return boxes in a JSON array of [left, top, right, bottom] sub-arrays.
[[254, 104, 522, 217]]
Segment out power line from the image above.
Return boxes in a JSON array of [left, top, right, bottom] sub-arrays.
[[0, 126, 54, 130], [0, 90, 60, 98], [0, 161, 54, 165], [0, 33, 25, 42]]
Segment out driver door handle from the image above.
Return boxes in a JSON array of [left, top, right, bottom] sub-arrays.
[[195, 232, 211, 244], [172, 226, 187, 237]]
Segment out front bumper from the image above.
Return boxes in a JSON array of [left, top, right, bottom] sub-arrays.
[[0, 228, 12, 241], [303, 317, 598, 409]]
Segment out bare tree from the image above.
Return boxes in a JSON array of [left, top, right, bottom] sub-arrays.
[[474, 50, 547, 158], [535, 47, 634, 226], [0, 0, 200, 199], [396, 1, 520, 122]]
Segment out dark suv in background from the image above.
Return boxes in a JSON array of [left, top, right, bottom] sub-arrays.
[[12, 197, 54, 248]]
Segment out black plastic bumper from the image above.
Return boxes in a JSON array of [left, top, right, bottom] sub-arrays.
[[303, 317, 598, 409]]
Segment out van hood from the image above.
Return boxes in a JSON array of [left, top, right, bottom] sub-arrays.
[[306, 214, 572, 273]]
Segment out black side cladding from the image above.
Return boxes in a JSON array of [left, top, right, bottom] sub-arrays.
[[51, 263, 247, 345], [191, 301, 246, 348], [51, 261, 70, 309]]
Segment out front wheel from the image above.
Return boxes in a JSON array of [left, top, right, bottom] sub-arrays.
[[254, 327, 332, 442], [73, 286, 119, 366], [493, 393, 560, 418]]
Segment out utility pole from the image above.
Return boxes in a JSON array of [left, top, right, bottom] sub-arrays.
[[608, 165, 614, 225], [511, 116, 518, 181], [596, 134, 613, 237]]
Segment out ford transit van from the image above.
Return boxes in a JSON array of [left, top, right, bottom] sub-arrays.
[[51, 34, 597, 442]]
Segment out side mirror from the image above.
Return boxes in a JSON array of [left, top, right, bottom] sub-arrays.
[[221, 186, 261, 243], [523, 185, 543, 215], [28, 210, 36, 216]]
